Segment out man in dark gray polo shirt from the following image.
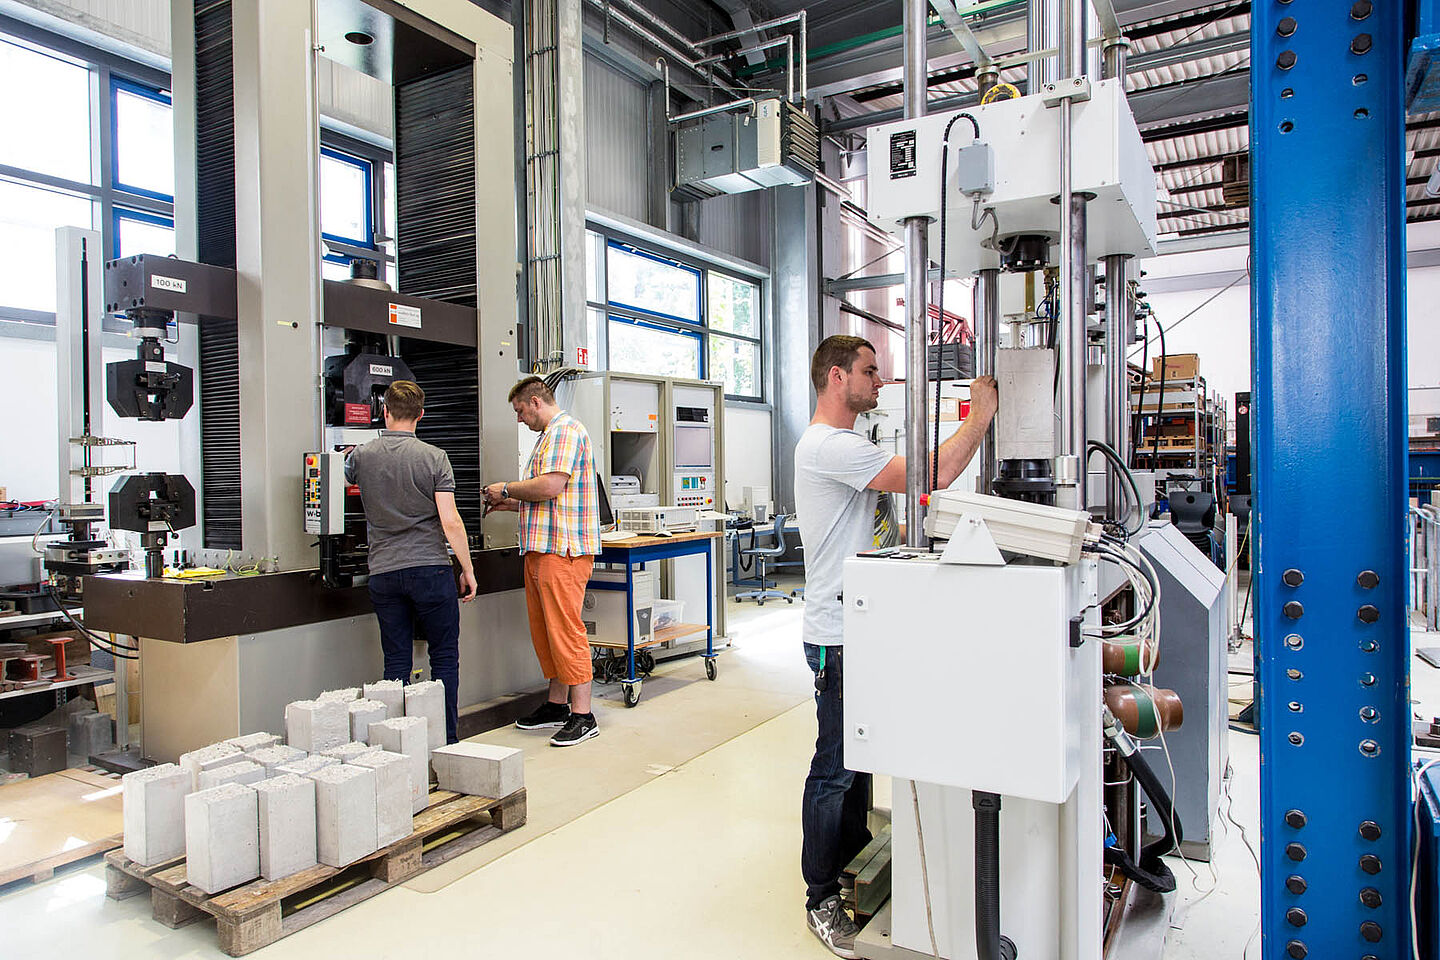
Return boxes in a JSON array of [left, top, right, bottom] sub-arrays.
[[345, 380, 476, 744]]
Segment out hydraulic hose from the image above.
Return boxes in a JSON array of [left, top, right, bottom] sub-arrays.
[[973, 790, 1016, 960], [1102, 708, 1184, 893]]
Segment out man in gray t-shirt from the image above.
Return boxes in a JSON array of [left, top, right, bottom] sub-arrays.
[[345, 380, 476, 745], [793, 335, 997, 958]]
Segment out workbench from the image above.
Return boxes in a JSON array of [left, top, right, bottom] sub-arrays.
[[589, 531, 721, 706]]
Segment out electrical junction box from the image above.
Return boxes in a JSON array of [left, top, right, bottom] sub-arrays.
[[303, 452, 346, 535], [865, 77, 1157, 274], [842, 553, 1098, 803], [952, 140, 995, 196]]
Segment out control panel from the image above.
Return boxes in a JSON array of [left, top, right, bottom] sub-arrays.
[[674, 473, 714, 508], [303, 451, 346, 535]]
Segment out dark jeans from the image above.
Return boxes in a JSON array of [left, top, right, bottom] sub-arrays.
[[368, 564, 460, 744], [802, 642, 873, 910]]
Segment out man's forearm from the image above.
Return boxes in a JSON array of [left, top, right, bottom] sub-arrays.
[[441, 519, 474, 573], [934, 417, 989, 488], [504, 477, 558, 502]]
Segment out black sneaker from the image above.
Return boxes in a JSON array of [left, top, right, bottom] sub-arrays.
[[550, 712, 599, 747], [515, 701, 570, 729], [807, 894, 860, 959]]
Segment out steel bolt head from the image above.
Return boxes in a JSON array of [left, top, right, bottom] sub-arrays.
[[1360, 853, 1382, 875], [1360, 920, 1382, 943], [1359, 604, 1380, 623], [1286, 942, 1307, 960], [1286, 875, 1308, 895], [1360, 887, 1382, 909], [1285, 809, 1307, 829], [1286, 907, 1308, 927], [1286, 842, 1307, 862], [1284, 600, 1305, 619], [1359, 820, 1382, 841], [1283, 568, 1305, 587]]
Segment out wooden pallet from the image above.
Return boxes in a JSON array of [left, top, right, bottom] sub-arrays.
[[104, 786, 526, 956], [0, 766, 123, 887]]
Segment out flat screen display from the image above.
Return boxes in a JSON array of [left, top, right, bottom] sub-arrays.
[[674, 424, 712, 468]]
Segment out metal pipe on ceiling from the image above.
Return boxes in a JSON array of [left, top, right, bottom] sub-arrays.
[[582, 0, 741, 96]]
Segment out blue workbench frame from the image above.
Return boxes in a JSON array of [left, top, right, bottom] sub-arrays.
[[1251, 3, 1411, 957], [590, 533, 718, 704]]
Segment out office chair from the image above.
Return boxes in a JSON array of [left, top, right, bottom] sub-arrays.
[[735, 514, 797, 605]]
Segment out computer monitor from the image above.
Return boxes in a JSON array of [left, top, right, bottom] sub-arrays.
[[596, 471, 614, 526]]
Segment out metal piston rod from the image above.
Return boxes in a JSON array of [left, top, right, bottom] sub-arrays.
[[902, 0, 930, 547]]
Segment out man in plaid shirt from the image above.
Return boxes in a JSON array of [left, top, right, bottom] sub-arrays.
[[483, 376, 602, 747]]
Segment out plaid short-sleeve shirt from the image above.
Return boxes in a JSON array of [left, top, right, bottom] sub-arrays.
[[519, 412, 600, 557]]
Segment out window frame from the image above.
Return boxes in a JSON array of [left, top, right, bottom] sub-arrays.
[[109, 75, 174, 203], [112, 204, 175, 257], [585, 226, 767, 403]]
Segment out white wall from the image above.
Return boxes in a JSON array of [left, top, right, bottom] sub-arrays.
[[722, 405, 772, 510], [1138, 222, 1440, 422]]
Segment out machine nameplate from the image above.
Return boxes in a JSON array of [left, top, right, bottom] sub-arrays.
[[889, 129, 917, 179], [388, 303, 422, 328], [150, 274, 187, 293]]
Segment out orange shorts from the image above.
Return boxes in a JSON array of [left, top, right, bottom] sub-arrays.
[[523, 552, 596, 686]]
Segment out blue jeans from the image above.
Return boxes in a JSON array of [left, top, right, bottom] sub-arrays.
[[368, 564, 460, 744], [802, 642, 873, 909]]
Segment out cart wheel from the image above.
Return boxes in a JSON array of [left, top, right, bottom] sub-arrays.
[[638, 649, 655, 676], [786, 596, 794, 604], [705, 658, 717, 681], [623, 682, 641, 707], [758, 598, 766, 606]]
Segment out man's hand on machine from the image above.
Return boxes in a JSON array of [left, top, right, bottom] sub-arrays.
[[969, 375, 999, 422], [483, 498, 519, 516]]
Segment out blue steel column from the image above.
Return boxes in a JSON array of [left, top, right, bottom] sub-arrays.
[[1251, 4, 1409, 959]]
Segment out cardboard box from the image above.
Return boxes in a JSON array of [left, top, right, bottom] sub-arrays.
[[1152, 353, 1199, 381]]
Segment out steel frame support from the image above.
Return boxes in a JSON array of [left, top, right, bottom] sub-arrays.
[[1251, 3, 1409, 957], [902, 0, 931, 546]]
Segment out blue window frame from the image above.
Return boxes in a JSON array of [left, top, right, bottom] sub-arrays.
[[606, 313, 704, 381], [110, 76, 174, 202], [320, 147, 374, 271], [605, 240, 703, 325], [112, 205, 175, 257]]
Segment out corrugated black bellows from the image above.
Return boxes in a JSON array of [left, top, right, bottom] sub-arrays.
[[395, 66, 483, 535], [195, 0, 241, 549]]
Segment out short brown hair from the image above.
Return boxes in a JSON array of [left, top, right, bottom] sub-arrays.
[[383, 380, 424, 420], [507, 376, 555, 405], [810, 335, 876, 393]]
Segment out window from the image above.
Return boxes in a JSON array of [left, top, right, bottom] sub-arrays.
[[0, 179, 93, 312], [114, 208, 175, 258], [609, 316, 702, 380], [321, 148, 372, 247], [0, 36, 92, 185], [585, 228, 766, 401], [113, 79, 173, 199]]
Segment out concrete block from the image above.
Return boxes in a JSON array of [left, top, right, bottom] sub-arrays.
[[247, 744, 307, 777], [197, 759, 267, 791], [226, 732, 281, 753], [9, 725, 67, 777], [369, 716, 430, 813], [178, 742, 243, 792], [122, 762, 189, 865], [350, 750, 413, 847], [252, 774, 317, 881], [321, 741, 380, 763], [317, 687, 360, 703], [311, 764, 378, 867], [284, 699, 348, 754], [276, 754, 339, 778], [68, 710, 113, 758], [348, 699, 389, 744], [431, 742, 524, 799], [404, 679, 446, 751], [185, 782, 260, 894], [363, 679, 404, 719]]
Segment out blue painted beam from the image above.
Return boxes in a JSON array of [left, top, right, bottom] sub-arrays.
[[1251, 3, 1410, 958]]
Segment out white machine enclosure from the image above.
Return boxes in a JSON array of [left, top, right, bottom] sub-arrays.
[[843, 555, 1096, 802], [865, 78, 1157, 274]]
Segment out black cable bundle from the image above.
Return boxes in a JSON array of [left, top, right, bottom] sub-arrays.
[[1104, 733, 1185, 893]]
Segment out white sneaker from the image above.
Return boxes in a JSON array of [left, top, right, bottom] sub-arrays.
[[807, 894, 860, 959]]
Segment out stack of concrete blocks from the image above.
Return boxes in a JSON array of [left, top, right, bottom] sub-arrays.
[[322, 741, 379, 763], [179, 742, 243, 792], [253, 774, 318, 881], [284, 699, 348, 754], [431, 743, 524, 800], [184, 782, 260, 893], [122, 763, 189, 865], [276, 754, 338, 778], [350, 750, 414, 846], [364, 679, 405, 720], [248, 744, 306, 777], [405, 679, 446, 751], [226, 732, 280, 753], [369, 716, 430, 813], [311, 764, 377, 867], [318, 687, 360, 703], [197, 758, 266, 791], [349, 699, 388, 744]]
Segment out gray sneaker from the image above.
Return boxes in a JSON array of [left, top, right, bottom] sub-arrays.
[[807, 894, 860, 959]]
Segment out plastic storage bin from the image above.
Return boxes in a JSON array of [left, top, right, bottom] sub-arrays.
[[650, 598, 685, 631]]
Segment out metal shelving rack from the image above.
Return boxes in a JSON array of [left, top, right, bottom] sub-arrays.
[[1130, 373, 1228, 499]]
